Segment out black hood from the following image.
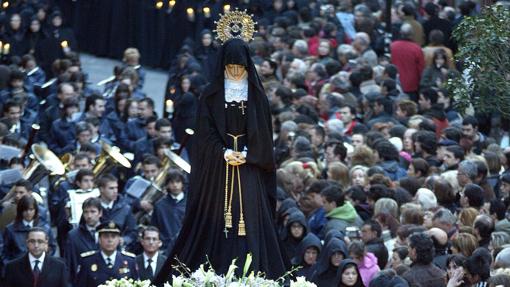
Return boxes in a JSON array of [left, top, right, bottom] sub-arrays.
[[223, 39, 249, 67], [283, 210, 309, 240], [324, 229, 345, 245], [314, 238, 348, 276], [291, 232, 322, 266], [335, 259, 364, 287], [277, 198, 298, 219]]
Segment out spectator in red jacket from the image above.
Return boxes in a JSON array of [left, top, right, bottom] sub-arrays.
[[390, 23, 425, 101]]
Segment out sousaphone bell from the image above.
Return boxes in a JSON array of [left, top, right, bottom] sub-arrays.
[[23, 144, 66, 185], [93, 141, 132, 177]]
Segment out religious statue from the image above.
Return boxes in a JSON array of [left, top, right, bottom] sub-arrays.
[[153, 9, 289, 285]]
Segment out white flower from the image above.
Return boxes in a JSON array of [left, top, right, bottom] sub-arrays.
[[290, 276, 317, 287], [172, 275, 184, 287]]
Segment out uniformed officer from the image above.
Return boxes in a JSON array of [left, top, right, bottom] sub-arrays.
[[75, 221, 138, 287]]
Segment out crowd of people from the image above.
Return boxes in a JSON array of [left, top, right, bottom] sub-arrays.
[[1, 0, 510, 287]]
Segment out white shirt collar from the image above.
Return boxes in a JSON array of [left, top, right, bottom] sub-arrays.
[[101, 200, 114, 210], [29, 252, 45, 270], [101, 250, 117, 266], [170, 192, 184, 202], [23, 220, 34, 228], [143, 251, 158, 268]]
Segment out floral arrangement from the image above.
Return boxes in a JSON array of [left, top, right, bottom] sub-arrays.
[[98, 254, 316, 287], [98, 278, 153, 287]]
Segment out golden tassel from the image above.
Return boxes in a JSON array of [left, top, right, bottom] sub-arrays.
[[238, 217, 246, 236], [236, 165, 246, 236]]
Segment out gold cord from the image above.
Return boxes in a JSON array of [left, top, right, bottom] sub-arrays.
[[224, 133, 247, 237], [224, 162, 232, 229]]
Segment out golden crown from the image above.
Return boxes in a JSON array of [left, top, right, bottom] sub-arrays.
[[214, 8, 257, 44]]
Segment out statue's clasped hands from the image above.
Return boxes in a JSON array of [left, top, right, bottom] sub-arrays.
[[224, 149, 246, 166]]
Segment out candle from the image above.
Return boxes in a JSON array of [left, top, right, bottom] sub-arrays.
[[203, 7, 211, 18], [3, 43, 10, 55], [166, 99, 174, 114], [169, 0, 175, 8], [155, 1, 163, 9], [186, 7, 194, 21], [223, 4, 231, 13], [61, 41, 70, 54]]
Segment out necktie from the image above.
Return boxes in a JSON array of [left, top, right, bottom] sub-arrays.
[[106, 257, 113, 268], [33, 260, 40, 287], [147, 258, 153, 276]]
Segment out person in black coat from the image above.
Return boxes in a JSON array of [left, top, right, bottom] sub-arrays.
[[291, 232, 322, 280], [337, 259, 365, 287], [64, 198, 102, 282], [151, 170, 187, 253], [281, 209, 309, 260], [310, 237, 349, 287], [4, 227, 71, 287], [135, 226, 167, 281], [361, 219, 388, 269], [48, 97, 79, 155], [97, 174, 137, 250]]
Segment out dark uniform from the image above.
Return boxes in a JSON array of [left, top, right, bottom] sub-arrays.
[[75, 222, 138, 287]]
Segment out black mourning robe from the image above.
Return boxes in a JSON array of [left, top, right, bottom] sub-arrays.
[[154, 39, 289, 285]]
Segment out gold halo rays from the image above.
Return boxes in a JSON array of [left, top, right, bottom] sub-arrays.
[[214, 8, 256, 44]]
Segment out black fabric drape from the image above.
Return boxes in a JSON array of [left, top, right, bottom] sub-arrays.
[[67, 0, 201, 69]]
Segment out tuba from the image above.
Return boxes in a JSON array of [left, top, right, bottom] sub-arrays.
[[23, 144, 66, 185], [132, 152, 173, 224], [93, 141, 132, 177]]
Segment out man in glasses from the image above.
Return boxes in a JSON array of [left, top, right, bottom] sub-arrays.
[[4, 227, 71, 287]]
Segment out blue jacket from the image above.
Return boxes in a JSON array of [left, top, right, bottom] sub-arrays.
[[2, 220, 56, 265], [75, 250, 138, 287], [24, 66, 46, 93], [105, 111, 126, 146], [100, 196, 137, 248], [151, 193, 187, 252], [64, 222, 99, 281], [307, 207, 328, 239], [119, 118, 147, 152], [49, 118, 77, 155]]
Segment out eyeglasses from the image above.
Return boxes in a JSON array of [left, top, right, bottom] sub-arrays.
[[27, 239, 47, 245]]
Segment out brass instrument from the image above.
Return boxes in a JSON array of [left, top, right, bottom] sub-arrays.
[[93, 141, 132, 177], [23, 144, 66, 185], [51, 153, 75, 189], [133, 151, 174, 224]]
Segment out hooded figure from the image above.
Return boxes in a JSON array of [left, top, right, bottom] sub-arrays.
[[292, 233, 322, 280], [154, 38, 288, 285], [310, 238, 349, 287], [337, 259, 365, 287], [281, 210, 309, 260]]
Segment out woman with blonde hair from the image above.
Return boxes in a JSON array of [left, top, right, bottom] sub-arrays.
[[458, 207, 479, 227], [451, 233, 478, 257], [349, 165, 369, 187]]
